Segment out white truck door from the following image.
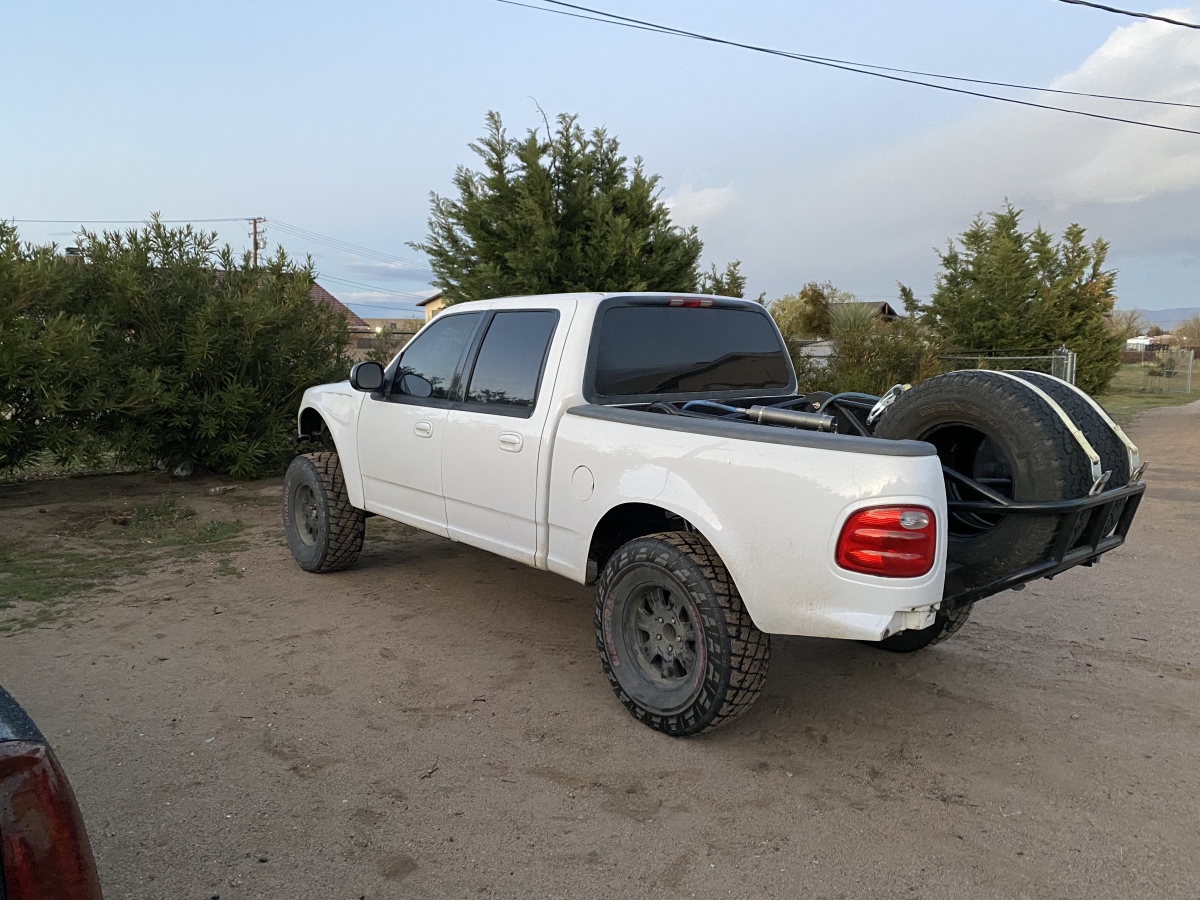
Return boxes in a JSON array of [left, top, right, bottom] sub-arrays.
[[356, 311, 484, 536], [442, 305, 571, 565]]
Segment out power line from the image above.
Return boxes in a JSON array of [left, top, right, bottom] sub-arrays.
[[1056, 0, 1200, 29], [341, 298, 427, 312], [7, 218, 437, 271], [495, 0, 1200, 135], [6, 217, 250, 224], [515, 0, 1200, 109], [268, 219, 432, 271], [315, 274, 430, 299]]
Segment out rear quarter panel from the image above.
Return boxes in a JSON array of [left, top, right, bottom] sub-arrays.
[[547, 413, 949, 641]]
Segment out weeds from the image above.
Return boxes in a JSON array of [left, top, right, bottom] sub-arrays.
[[0, 495, 246, 634]]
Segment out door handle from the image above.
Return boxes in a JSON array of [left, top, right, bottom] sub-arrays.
[[498, 432, 523, 452], [414, 420, 433, 438]]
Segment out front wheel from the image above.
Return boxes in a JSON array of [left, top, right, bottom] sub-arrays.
[[282, 452, 365, 573], [595, 531, 769, 736]]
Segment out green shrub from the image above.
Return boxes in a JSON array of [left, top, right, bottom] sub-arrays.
[[770, 288, 945, 397], [0, 219, 350, 479], [0, 224, 114, 470]]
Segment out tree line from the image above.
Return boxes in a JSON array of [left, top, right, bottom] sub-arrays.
[[0, 219, 347, 478], [2, 108, 1134, 480], [418, 111, 1128, 396]]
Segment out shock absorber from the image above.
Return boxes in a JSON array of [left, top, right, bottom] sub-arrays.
[[747, 406, 836, 432]]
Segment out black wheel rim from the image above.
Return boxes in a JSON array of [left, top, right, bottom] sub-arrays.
[[628, 584, 699, 686], [923, 423, 1016, 537], [605, 564, 708, 716], [293, 482, 320, 547]]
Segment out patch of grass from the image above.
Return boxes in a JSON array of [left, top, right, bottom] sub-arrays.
[[0, 547, 147, 634], [189, 520, 245, 544], [122, 498, 244, 547], [1, 496, 247, 634], [128, 499, 197, 533], [216, 557, 243, 578], [1099, 364, 1195, 427]]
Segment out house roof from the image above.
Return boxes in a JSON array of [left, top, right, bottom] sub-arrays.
[[309, 281, 370, 332], [839, 300, 901, 320], [416, 292, 444, 307]]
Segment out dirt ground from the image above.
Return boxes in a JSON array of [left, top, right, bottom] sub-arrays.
[[2, 401, 1198, 900]]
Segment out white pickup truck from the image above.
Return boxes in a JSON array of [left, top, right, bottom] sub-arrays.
[[284, 292, 1144, 735]]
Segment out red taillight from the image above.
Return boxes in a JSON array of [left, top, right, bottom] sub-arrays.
[[0, 741, 104, 900], [835, 506, 936, 578], [666, 298, 714, 308]]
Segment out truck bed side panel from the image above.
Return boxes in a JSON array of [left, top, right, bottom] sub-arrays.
[[547, 410, 949, 641]]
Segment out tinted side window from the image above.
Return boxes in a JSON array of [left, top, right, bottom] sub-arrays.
[[594, 305, 791, 397], [465, 311, 558, 410], [392, 312, 481, 400]]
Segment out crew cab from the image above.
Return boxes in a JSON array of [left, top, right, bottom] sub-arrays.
[[285, 292, 1142, 735]]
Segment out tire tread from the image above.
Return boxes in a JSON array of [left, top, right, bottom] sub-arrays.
[[594, 531, 769, 736]]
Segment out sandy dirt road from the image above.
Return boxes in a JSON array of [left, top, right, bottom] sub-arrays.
[[1, 401, 1198, 900]]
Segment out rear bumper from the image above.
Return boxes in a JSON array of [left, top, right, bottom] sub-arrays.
[[942, 479, 1146, 608]]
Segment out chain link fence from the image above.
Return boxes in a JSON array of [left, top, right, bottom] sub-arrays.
[[1128, 348, 1196, 395], [938, 347, 1078, 384]]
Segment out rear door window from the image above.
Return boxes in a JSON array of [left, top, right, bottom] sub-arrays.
[[592, 304, 792, 399], [464, 311, 559, 413]]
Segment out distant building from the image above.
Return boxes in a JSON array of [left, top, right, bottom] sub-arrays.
[[308, 280, 374, 359], [362, 317, 424, 336], [1126, 334, 1174, 351], [362, 317, 424, 356], [417, 292, 446, 321], [838, 300, 901, 322]]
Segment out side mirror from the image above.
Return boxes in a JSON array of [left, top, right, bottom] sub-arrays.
[[349, 361, 385, 392], [397, 372, 433, 399]]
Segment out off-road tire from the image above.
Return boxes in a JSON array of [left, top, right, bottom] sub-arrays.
[[1010, 371, 1132, 535], [873, 602, 974, 653], [282, 452, 365, 573], [874, 370, 1095, 585], [595, 531, 769, 736]]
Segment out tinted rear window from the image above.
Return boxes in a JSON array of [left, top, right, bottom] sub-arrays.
[[593, 305, 792, 397], [466, 310, 558, 410]]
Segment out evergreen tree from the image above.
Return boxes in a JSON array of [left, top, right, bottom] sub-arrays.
[[922, 204, 1123, 394], [414, 111, 728, 302], [695, 260, 750, 300]]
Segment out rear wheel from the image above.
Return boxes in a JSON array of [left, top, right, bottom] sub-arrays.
[[282, 452, 365, 573], [873, 602, 974, 653], [595, 532, 769, 736]]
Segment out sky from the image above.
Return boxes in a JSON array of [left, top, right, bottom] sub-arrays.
[[2, 1, 1198, 318]]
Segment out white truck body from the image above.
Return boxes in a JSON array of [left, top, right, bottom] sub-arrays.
[[299, 292, 948, 642]]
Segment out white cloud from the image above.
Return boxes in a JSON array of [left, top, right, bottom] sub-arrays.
[[702, 7, 1200, 307], [664, 184, 738, 226]]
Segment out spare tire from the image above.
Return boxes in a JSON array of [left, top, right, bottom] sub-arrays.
[[1008, 370, 1135, 536], [873, 370, 1096, 585]]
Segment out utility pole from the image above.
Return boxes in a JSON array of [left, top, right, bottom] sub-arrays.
[[249, 217, 266, 267]]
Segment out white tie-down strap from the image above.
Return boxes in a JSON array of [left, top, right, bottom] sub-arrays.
[[980, 370, 1104, 484], [1011, 370, 1141, 474]]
